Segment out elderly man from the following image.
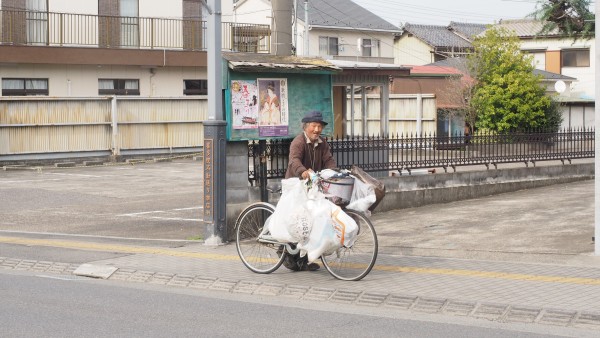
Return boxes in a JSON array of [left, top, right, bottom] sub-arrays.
[[283, 110, 337, 271]]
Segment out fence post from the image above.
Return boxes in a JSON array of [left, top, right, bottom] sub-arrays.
[[110, 96, 120, 156], [258, 140, 268, 202]]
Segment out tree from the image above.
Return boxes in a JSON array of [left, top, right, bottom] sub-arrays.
[[531, 0, 595, 41], [468, 27, 552, 132]]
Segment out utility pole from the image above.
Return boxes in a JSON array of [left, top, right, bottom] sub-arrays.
[[304, 0, 309, 56], [271, 0, 293, 55], [203, 0, 227, 245], [595, 4, 599, 255]]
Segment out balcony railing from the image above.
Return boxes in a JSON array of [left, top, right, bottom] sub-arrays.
[[0, 9, 270, 53]]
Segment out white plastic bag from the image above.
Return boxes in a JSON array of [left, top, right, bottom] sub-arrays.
[[331, 205, 359, 248], [346, 175, 376, 215], [298, 199, 359, 262], [268, 178, 313, 243], [297, 199, 337, 262]]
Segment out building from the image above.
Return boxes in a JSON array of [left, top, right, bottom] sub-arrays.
[[0, 0, 273, 98], [493, 19, 595, 129], [233, 0, 400, 63], [0, 0, 270, 161], [394, 22, 486, 66]]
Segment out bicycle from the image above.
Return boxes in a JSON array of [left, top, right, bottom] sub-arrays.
[[235, 173, 378, 281]]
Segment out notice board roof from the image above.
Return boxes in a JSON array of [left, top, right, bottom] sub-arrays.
[[223, 52, 342, 73]]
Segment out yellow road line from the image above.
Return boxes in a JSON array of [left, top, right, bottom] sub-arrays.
[[0, 236, 240, 261], [3, 236, 600, 286]]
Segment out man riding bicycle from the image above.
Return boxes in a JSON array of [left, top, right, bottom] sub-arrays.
[[283, 110, 336, 271]]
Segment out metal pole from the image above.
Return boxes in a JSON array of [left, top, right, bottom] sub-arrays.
[[304, 0, 309, 55], [294, 0, 298, 53], [203, 0, 227, 245], [110, 96, 120, 156], [416, 93, 422, 136], [350, 84, 355, 136], [595, 4, 599, 255]]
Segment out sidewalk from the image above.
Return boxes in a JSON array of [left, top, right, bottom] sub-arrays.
[[1, 160, 598, 329]]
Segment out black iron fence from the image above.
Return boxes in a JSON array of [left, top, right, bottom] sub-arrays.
[[248, 128, 595, 185]]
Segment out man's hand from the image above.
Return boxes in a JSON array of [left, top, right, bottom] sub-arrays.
[[301, 169, 314, 180]]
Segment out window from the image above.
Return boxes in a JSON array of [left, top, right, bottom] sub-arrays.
[[120, 0, 139, 47], [361, 38, 379, 57], [98, 79, 140, 95], [183, 80, 207, 95], [2, 78, 49, 96], [319, 36, 338, 56], [26, 0, 49, 45], [562, 49, 590, 67]]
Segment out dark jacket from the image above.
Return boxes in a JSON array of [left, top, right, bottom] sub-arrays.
[[285, 133, 336, 179]]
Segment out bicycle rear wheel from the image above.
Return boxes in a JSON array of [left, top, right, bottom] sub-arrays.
[[321, 210, 378, 281], [235, 202, 285, 274]]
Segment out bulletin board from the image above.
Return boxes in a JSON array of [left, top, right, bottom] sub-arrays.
[[225, 72, 334, 141]]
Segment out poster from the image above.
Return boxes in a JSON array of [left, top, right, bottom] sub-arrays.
[[257, 78, 289, 137], [231, 80, 259, 129]]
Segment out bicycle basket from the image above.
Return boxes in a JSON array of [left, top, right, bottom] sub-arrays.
[[320, 176, 354, 206]]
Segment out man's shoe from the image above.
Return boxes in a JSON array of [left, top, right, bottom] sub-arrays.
[[302, 262, 320, 271]]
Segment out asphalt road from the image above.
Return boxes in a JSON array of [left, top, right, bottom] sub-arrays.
[[0, 161, 204, 240], [2, 269, 593, 338]]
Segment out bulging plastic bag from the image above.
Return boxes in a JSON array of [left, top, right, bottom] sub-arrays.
[[298, 199, 359, 263], [331, 205, 359, 248], [345, 176, 377, 215], [268, 178, 313, 243]]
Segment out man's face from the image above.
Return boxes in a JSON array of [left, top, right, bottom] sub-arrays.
[[305, 122, 324, 142]]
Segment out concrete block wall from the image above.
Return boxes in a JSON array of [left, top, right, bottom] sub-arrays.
[[376, 163, 595, 212]]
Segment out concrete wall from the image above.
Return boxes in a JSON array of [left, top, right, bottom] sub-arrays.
[[377, 163, 595, 211]]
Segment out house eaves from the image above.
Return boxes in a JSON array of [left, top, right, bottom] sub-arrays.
[[223, 52, 341, 73], [310, 25, 401, 34]]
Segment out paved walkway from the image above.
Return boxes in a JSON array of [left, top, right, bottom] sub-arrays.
[[1, 159, 598, 329], [2, 179, 599, 329]]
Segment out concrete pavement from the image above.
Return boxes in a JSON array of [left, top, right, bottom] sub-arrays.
[[1, 159, 599, 330]]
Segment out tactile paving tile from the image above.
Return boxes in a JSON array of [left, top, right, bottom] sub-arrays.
[[504, 306, 541, 323], [443, 301, 477, 316], [302, 287, 335, 301], [356, 292, 388, 307], [330, 290, 361, 304]]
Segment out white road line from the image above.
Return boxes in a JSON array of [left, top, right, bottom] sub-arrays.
[[36, 275, 87, 281], [0, 179, 62, 183], [47, 173, 103, 178], [119, 206, 202, 217]]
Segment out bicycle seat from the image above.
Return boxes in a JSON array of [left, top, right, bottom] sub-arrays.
[[266, 182, 282, 194]]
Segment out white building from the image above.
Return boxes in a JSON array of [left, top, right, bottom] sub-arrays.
[[496, 19, 595, 129], [0, 0, 263, 98], [232, 0, 400, 63]]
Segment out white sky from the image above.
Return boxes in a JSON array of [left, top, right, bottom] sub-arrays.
[[352, 0, 594, 27]]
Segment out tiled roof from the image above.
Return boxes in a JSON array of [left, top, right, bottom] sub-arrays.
[[493, 19, 561, 38], [533, 69, 575, 80], [448, 22, 487, 41], [402, 23, 473, 48], [297, 0, 400, 32]]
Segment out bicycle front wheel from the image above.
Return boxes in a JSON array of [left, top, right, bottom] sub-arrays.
[[321, 210, 378, 281], [235, 202, 285, 274]]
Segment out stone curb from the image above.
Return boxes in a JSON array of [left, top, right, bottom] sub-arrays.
[[2, 256, 599, 330]]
